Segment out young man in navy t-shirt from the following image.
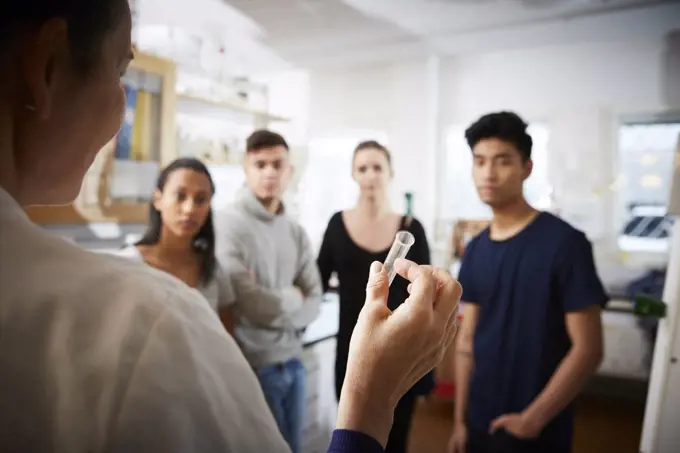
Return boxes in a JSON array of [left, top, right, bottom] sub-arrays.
[[448, 112, 607, 453]]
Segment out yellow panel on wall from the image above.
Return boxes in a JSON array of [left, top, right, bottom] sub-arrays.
[[131, 89, 152, 161]]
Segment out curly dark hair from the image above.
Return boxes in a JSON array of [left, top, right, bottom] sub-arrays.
[[465, 111, 533, 162]]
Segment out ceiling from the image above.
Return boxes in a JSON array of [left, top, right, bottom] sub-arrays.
[[135, 0, 680, 76]]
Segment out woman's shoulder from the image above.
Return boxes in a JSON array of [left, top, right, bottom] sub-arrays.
[[402, 215, 425, 232], [324, 210, 346, 230], [331, 210, 345, 222], [116, 244, 144, 261]]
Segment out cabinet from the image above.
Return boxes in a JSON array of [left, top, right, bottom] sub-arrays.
[[300, 337, 337, 453]]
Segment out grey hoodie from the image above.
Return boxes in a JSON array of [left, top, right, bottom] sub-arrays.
[[214, 188, 322, 368]]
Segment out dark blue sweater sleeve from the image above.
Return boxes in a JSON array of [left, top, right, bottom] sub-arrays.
[[327, 430, 384, 453]]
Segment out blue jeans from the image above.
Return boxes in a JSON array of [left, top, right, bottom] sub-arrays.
[[256, 358, 306, 453]]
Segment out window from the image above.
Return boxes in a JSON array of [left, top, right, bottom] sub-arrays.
[[617, 120, 680, 253], [297, 131, 389, 252], [439, 123, 552, 220]]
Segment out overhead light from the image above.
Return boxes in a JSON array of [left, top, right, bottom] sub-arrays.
[[640, 154, 659, 166], [640, 174, 663, 188]]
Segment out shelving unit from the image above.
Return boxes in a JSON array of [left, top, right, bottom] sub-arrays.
[[25, 50, 290, 227], [177, 93, 289, 124], [175, 83, 290, 166]]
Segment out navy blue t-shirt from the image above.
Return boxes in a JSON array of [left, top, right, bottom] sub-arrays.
[[458, 212, 608, 452]]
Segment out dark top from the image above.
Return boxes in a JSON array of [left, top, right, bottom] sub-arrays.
[[317, 211, 435, 397], [327, 430, 383, 453], [458, 212, 609, 452]]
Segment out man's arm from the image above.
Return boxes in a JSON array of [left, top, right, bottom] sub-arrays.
[[448, 240, 481, 452], [454, 302, 480, 427], [214, 264, 236, 335], [215, 217, 303, 330], [288, 229, 323, 330], [450, 242, 479, 428], [218, 306, 236, 335], [521, 305, 603, 432]]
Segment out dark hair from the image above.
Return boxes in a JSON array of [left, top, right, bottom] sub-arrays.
[[0, 0, 128, 75], [246, 129, 289, 153], [137, 158, 217, 285], [353, 140, 392, 167], [465, 111, 533, 162]]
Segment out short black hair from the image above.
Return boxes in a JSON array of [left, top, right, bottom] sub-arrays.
[[465, 111, 533, 162], [0, 0, 128, 75], [246, 129, 289, 153]]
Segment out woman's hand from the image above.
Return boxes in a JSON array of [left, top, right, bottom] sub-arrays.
[[448, 422, 468, 453], [336, 258, 461, 447]]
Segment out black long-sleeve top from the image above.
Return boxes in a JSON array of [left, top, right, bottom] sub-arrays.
[[317, 211, 435, 397]]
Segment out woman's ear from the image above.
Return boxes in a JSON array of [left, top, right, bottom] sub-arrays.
[[152, 189, 163, 211]]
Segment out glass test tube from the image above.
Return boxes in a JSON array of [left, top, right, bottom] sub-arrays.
[[383, 230, 416, 286]]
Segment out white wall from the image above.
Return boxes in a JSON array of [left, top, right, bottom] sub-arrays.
[[441, 39, 668, 123], [254, 70, 310, 146], [308, 59, 440, 244], [307, 34, 678, 267], [441, 38, 677, 266]]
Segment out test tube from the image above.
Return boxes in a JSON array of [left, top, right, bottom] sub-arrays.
[[383, 230, 416, 286]]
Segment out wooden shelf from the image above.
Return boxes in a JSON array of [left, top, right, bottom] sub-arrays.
[[25, 203, 149, 225], [177, 93, 290, 123]]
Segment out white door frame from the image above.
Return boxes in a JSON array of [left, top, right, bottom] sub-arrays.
[[639, 135, 680, 453]]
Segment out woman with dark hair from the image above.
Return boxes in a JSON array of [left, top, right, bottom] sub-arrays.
[[317, 140, 435, 453], [0, 1, 460, 452], [119, 157, 234, 330]]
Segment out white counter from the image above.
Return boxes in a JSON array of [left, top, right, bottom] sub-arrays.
[[303, 294, 339, 346]]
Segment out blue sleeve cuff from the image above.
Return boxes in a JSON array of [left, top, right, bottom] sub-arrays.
[[327, 429, 384, 453]]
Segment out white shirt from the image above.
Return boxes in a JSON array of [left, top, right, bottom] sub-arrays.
[[0, 188, 290, 453], [116, 245, 234, 313]]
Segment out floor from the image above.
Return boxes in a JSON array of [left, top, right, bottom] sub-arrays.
[[407, 393, 646, 453]]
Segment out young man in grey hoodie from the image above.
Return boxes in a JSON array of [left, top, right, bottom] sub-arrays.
[[214, 129, 322, 453]]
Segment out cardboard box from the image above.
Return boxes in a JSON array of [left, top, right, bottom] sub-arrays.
[[451, 219, 491, 259]]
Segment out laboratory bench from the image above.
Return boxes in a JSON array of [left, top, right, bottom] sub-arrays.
[[302, 294, 339, 348], [299, 294, 339, 453], [598, 265, 661, 385]]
